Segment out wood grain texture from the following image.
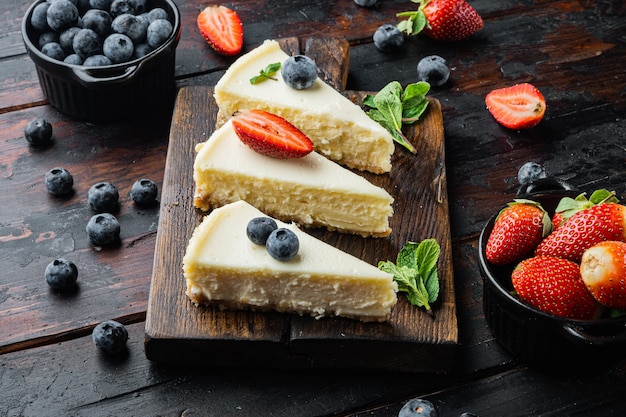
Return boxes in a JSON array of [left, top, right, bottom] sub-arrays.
[[145, 38, 456, 372]]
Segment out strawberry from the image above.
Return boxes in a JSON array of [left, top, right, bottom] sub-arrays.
[[397, 0, 483, 42], [535, 202, 626, 262], [512, 256, 601, 320], [552, 189, 619, 230], [197, 5, 243, 56], [580, 241, 626, 310], [485, 199, 552, 266], [231, 109, 314, 159], [485, 83, 546, 130]]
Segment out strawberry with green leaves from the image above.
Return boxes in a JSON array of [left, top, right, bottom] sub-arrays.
[[197, 5, 243, 56], [552, 189, 619, 229], [535, 202, 626, 262], [231, 109, 314, 159], [512, 256, 601, 320], [397, 0, 483, 41], [580, 241, 626, 310], [485, 199, 551, 266], [485, 83, 546, 130]]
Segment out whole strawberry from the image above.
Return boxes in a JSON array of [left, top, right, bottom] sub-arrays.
[[552, 189, 619, 229], [580, 241, 626, 310], [485, 199, 551, 266], [397, 0, 483, 42], [512, 256, 601, 320], [535, 202, 626, 262]]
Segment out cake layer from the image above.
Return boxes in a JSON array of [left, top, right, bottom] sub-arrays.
[[193, 119, 394, 237], [183, 201, 398, 322], [213, 39, 395, 174]]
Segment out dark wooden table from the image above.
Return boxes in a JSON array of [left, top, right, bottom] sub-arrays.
[[2, 0, 625, 415]]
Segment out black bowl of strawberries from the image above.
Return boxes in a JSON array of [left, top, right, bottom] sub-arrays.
[[479, 178, 626, 371]]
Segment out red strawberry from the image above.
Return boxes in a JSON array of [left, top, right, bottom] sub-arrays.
[[552, 189, 619, 230], [485, 199, 551, 266], [397, 0, 484, 42], [535, 202, 626, 262], [197, 5, 243, 56], [231, 109, 314, 159], [512, 256, 601, 320], [580, 241, 626, 310], [485, 83, 546, 129]]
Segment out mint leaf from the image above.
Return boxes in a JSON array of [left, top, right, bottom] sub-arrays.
[[401, 81, 430, 124], [373, 81, 404, 132], [250, 62, 282, 84]]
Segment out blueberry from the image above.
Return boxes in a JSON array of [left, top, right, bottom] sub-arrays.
[[266, 228, 299, 261], [517, 161, 548, 185], [131, 43, 152, 59], [92, 320, 128, 354], [83, 54, 112, 66], [147, 7, 168, 23], [416, 55, 450, 87], [110, 0, 133, 18], [39, 31, 60, 49], [130, 178, 158, 206], [373, 24, 404, 52], [72, 28, 102, 59], [399, 398, 439, 417], [112, 14, 147, 44], [81, 9, 112, 38], [89, 0, 114, 10], [24, 118, 53, 147], [41, 42, 66, 61], [45, 167, 74, 195], [46, 0, 79, 32], [281, 55, 318, 90], [246, 217, 278, 245], [146, 18, 172, 49], [31, 2, 52, 32], [354, 0, 377, 6], [103, 33, 134, 63], [45, 258, 78, 291], [87, 181, 119, 212], [86, 212, 121, 245], [64, 54, 83, 65], [59, 27, 81, 54], [128, 0, 147, 14]]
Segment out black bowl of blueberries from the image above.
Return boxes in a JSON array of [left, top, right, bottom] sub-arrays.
[[22, 0, 181, 121]]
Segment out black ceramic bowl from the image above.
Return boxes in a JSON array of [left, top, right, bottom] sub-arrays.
[[22, 0, 181, 121], [478, 179, 626, 371]]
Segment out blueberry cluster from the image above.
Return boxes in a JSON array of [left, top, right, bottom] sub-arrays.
[[30, 0, 173, 66], [246, 217, 299, 261]]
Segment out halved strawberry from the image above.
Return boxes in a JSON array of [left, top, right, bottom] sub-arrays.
[[485, 83, 546, 129], [580, 241, 626, 310], [231, 109, 314, 159], [197, 5, 243, 56]]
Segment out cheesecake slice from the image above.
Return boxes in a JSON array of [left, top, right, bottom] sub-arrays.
[[193, 119, 394, 237], [183, 201, 398, 322], [214, 39, 395, 174]]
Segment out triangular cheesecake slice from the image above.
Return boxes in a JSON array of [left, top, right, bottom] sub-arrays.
[[193, 119, 394, 237], [214, 39, 395, 174], [183, 200, 398, 322]]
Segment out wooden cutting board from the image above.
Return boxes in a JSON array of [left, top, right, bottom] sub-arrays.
[[144, 38, 458, 373]]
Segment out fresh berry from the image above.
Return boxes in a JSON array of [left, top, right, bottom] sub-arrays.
[[89, 0, 114, 10], [81, 8, 112, 38], [110, 0, 133, 18], [551, 189, 619, 229], [247, 217, 278, 245], [373, 24, 404, 52], [87, 181, 119, 212], [266, 228, 299, 261], [64, 53, 83, 65], [512, 256, 601, 320], [59, 27, 81, 54], [397, 0, 483, 42], [130, 178, 158, 206], [517, 161, 547, 186], [41, 42, 66, 61], [103, 33, 134, 63], [127, 0, 147, 15], [86, 213, 121, 245], [111, 13, 147, 44], [147, 7, 168, 22], [24, 118, 53, 147], [485, 83, 546, 129], [39, 31, 60, 49], [46, 0, 79, 32], [416, 55, 450, 87], [83, 54, 112, 66], [354, 0, 378, 6], [197, 5, 243, 56], [281, 55, 318, 90], [45, 167, 74, 195], [535, 202, 626, 262], [92, 320, 128, 354], [485, 199, 551, 266], [31, 2, 52, 32], [231, 109, 314, 159], [45, 258, 78, 291], [580, 241, 626, 310], [146, 18, 172, 49], [132, 43, 152, 59], [72, 28, 102, 59], [399, 398, 439, 417]]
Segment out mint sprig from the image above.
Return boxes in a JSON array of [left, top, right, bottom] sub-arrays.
[[250, 62, 282, 84], [378, 238, 440, 315], [364, 80, 430, 154]]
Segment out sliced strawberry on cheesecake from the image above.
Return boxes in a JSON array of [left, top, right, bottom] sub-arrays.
[[197, 5, 243, 56], [485, 83, 546, 129]]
